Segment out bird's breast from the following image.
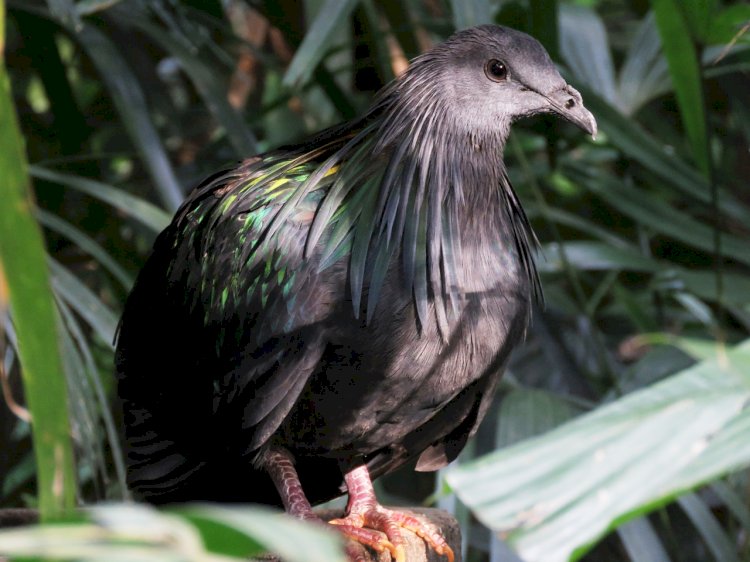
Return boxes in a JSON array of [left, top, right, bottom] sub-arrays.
[[283, 230, 530, 456]]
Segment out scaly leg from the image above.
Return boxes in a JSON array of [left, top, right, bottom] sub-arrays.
[[266, 448, 453, 562], [330, 464, 454, 562], [266, 447, 372, 561]]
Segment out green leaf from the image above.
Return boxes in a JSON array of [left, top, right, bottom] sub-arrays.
[[0, 503, 347, 562], [0, 37, 76, 519], [559, 5, 618, 107], [539, 241, 750, 308], [526, 205, 630, 248], [538, 241, 659, 273], [679, 0, 718, 42], [283, 0, 361, 87], [572, 90, 750, 224], [56, 304, 108, 491], [616, 517, 671, 562], [55, 292, 128, 498], [530, 0, 558, 59], [447, 339, 750, 562], [617, 13, 671, 115], [496, 388, 581, 448], [175, 505, 347, 562], [665, 268, 750, 307], [75, 0, 125, 16], [711, 481, 750, 535], [72, 23, 185, 210], [36, 209, 134, 290], [706, 5, 750, 44], [120, 6, 258, 157], [30, 165, 171, 234], [566, 165, 750, 267], [678, 493, 740, 562], [45, 0, 81, 29], [48, 258, 119, 346], [653, 0, 710, 176]]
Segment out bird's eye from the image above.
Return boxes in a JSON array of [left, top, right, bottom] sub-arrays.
[[485, 59, 508, 82]]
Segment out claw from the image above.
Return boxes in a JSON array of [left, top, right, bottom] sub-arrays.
[[387, 509, 454, 562], [266, 449, 451, 561], [330, 464, 454, 562], [329, 520, 400, 558], [344, 540, 372, 562]]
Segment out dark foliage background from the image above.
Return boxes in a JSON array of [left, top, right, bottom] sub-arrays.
[[0, 1, 749, 560]]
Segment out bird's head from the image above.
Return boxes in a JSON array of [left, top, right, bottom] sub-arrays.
[[391, 25, 597, 145]]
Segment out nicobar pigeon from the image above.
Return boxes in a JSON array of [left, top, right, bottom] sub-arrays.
[[115, 24, 596, 562]]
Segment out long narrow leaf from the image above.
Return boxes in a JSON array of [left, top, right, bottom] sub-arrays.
[[30, 165, 171, 234], [176, 505, 346, 562], [652, 0, 710, 176], [0, 14, 76, 518], [36, 209, 134, 290], [572, 89, 750, 225], [72, 24, 184, 210], [55, 297, 107, 496], [283, 0, 361, 87], [48, 258, 119, 347], [55, 293, 127, 498], [45, 0, 80, 29], [616, 517, 671, 562], [529, 0, 558, 59], [566, 165, 750, 267], [119, 6, 258, 157], [0, 503, 347, 562], [678, 493, 740, 562], [618, 13, 670, 115], [559, 5, 619, 107]]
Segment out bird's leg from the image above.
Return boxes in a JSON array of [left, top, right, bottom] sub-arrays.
[[264, 447, 373, 562], [329, 464, 455, 562], [265, 447, 317, 521]]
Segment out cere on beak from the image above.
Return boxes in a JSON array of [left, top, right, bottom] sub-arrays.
[[545, 84, 598, 138]]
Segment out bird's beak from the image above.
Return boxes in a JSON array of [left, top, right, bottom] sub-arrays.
[[544, 85, 598, 138]]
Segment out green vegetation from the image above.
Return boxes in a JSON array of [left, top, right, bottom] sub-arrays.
[[0, 1, 748, 560]]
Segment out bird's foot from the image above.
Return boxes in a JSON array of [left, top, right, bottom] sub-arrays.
[[329, 506, 454, 562], [266, 449, 453, 561], [330, 464, 454, 562]]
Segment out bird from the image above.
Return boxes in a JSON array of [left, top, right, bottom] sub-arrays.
[[115, 24, 596, 562]]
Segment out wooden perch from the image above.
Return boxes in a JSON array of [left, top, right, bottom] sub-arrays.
[[0, 508, 38, 528]]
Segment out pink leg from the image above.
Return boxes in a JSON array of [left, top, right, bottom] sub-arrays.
[[265, 447, 317, 521], [264, 448, 372, 562], [330, 464, 455, 562], [265, 449, 453, 562]]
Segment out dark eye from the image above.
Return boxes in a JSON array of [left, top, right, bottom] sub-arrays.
[[485, 59, 508, 82]]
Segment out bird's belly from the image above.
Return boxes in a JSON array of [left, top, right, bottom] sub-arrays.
[[278, 280, 529, 457]]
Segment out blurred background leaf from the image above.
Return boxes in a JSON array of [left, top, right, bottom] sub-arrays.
[[0, 502, 347, 562]]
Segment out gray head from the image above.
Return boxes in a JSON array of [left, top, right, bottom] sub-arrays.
[[383, 25, 597, 146]]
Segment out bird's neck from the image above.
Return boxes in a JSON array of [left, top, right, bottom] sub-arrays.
[[445, 135, 512, 234], [441, 137, 540, 302]]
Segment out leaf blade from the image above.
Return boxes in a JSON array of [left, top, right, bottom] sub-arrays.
[[447, 340, 750, 562], [282, 0, 361, 87], [0, 43, 76, 519]]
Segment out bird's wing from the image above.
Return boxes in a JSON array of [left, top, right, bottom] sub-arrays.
[[143, 155, 345, 455], [168, 157, 333, 334]]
